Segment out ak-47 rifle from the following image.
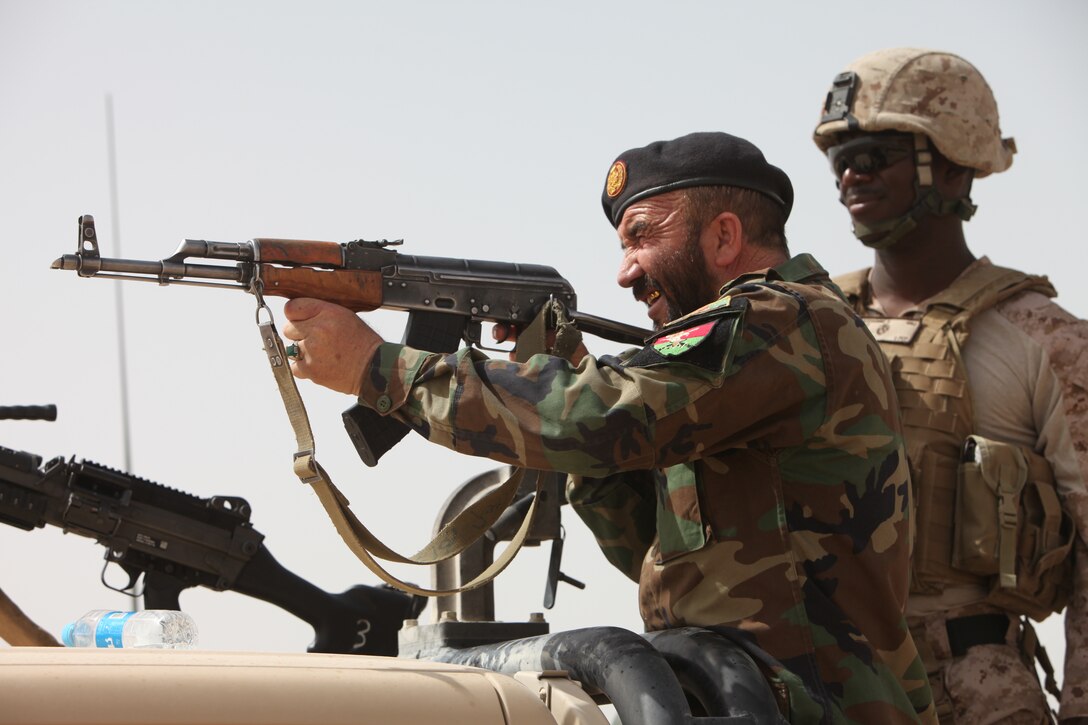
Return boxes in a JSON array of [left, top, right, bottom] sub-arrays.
[[0, 406, 425, 654], [52, 215, 650, 466]]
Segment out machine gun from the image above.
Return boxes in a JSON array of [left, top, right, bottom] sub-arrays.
[[0, 406, 425, 655], [52, 215, 650, 465]]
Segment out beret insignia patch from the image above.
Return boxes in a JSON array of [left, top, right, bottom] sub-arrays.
[[652, 320, 717, 356], [605, 160, 627, 198]]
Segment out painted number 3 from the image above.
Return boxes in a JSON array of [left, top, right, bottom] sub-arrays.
[[352, 618, 372, 650]]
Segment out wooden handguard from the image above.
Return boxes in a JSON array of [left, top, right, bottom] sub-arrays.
[[258, 266, 385, 312]]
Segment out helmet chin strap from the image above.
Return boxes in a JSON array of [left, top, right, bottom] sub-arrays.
[[852, 134, 977, 249]]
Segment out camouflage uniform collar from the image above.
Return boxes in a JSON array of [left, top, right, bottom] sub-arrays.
[[718, 253, 830, 295], [770, 253, 828, 283]]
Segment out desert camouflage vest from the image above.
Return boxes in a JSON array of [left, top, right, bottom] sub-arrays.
[[836, 263, 1074, 619]]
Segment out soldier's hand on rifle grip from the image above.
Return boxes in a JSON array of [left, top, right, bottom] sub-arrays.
[[491, 323, 588, 365], [491, 323, 522, 362], [283, 298, 383, 396]]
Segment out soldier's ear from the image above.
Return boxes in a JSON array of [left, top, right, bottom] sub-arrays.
[[934, 152, 974, 199], [704, 211, 742, 271]]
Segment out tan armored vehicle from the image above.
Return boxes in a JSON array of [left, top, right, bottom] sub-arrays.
[[1, 648, 605, 724]]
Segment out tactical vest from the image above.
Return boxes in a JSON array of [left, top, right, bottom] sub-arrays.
[[836, 263, 1074, 620]]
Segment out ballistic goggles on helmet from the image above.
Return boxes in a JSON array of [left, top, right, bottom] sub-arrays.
[[827, 134, 915, 178]]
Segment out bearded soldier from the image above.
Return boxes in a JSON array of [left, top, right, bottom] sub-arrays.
[[813, 48, 1088, 724], [285, 131, 936, 723]]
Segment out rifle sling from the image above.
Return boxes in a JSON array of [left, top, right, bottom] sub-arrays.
[[255, 304, 552, 597]]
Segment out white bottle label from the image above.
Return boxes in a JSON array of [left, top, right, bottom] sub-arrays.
[[95, 611, 134, 648]]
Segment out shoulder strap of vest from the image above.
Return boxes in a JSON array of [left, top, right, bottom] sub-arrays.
[[925, 263, 1056, 326]]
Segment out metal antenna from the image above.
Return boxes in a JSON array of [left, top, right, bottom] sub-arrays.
[[105, 93, 138, 611]]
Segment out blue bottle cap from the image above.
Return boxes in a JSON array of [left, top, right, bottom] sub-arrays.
[[61, 622, 75, 647]]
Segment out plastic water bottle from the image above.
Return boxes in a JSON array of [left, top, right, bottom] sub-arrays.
[[61, 609, 198, 649]]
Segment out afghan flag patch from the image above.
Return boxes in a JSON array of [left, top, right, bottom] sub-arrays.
[[652, 320, 718, 357]]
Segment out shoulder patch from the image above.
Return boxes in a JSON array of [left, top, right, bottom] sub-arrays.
[[624, 298, 747, 373], [653, 321, 717, 356]]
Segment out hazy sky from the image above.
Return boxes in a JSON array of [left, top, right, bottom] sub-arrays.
[[2, 0, 1084, 696]]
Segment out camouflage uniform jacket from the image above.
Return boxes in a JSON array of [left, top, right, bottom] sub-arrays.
[[358, 254, 935, 724]]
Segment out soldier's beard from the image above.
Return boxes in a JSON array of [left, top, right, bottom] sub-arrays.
[[643, 234, 719, 329]]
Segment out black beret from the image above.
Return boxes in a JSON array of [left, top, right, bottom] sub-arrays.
[[601, 131, 794, 228]]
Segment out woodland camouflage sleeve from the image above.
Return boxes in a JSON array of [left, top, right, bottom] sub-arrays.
[[356, 340, 737, 477], [356, 341, 671, 580], [566, 470, 657, 582]]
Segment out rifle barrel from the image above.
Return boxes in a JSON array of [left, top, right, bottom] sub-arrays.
[[51, 254, 245, 284]]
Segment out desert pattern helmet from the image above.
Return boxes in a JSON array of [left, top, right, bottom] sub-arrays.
[[813, 47, 1015, 177]]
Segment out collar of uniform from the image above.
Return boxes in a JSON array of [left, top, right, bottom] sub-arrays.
[[718, 253, 829, 295], [771, 253, 828, 283]]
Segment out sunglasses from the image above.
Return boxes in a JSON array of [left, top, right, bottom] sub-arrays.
[[827, 135, 915, 178]]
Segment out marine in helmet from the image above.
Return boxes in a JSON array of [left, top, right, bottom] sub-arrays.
[[814, 47, 1088, 725]]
